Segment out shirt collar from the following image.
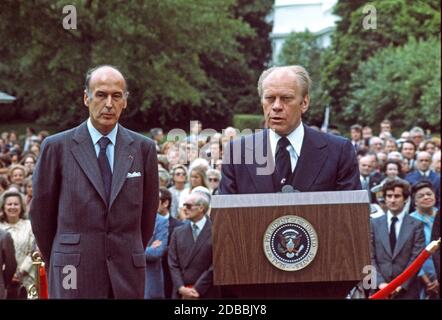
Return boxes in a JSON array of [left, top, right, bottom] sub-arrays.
[[269, 122, 304, 157], [87, 117, 118, 146], [387, 207, 406, 224], [419, 170, 430, 177], [193, 215, 207, 231]]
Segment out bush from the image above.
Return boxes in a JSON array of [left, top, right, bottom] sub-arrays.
[[346, 37, 441, 132], [233, 114, 264, 131]]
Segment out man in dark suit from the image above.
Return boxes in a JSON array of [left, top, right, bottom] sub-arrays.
[[158, 187, 184, 298], [168, 192, 215, 299], [0, 229, 16, 299], [30, 65, 159, 298], [370, 179, 425, 299], [219, 65, 361, 194]]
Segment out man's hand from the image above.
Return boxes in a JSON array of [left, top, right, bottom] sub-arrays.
[[425, 280, 439, 297], [378, 283, 388, 290], [389, 286, 403, 299], [178, 286, 200, 299], [151, 240, 162, 249]]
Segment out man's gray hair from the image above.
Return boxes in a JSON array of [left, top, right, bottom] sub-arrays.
[[193, 192, 210, 214], [410, 126, 425, 135], [257, 65, 311, 98]]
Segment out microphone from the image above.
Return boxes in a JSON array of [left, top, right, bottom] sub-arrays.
[[281, 185, 295, 193]]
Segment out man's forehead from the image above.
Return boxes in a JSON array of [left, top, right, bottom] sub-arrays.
[[263, 69, 298, 89], [89, 67, 125, 90], [387, 187, 403, 194]]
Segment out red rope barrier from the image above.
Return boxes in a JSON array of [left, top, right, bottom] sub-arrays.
[[39, 265, 48, 299], [369, 239, 440, 299]]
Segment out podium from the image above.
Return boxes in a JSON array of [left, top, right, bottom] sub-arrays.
[[210, 190, 371, 299]]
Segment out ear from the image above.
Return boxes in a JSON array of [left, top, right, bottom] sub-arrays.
[[83, 90, 90, 107], [301, 95, 310, 114]]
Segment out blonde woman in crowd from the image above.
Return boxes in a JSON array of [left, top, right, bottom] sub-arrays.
[[0, 191, 36, 298], [178, 166, 209, 221]]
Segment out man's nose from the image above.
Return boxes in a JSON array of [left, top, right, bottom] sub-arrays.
[[272, 98, 283, 111], [105, 94, 112, 107]]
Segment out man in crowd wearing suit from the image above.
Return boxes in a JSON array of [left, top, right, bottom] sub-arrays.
[[158, 187, 184, 298], [0, 228, 16, 299], [30, 65, 159, 298], [350, 124, 365, 152], [168, 192, 216, 299], [405, 151, 440, 206], [370, 179, 425, 299], [219, 65, 361, 194], [401, 140, 417, 172]]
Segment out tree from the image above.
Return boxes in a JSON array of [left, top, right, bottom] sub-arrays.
[[278, 30, 325, 126], [0, 0, 265, 131], [347, 37, 440, 133], [321, 0, 440, 130]]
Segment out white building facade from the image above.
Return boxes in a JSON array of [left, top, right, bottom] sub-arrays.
[[270, 0, 339, 64]]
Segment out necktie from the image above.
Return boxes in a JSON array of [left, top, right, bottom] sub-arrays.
[[275, 137, 292, 190], [361, 176, 369, 190], [98, 137, 112, 204], [389, 216, 398, 253], [192, 223, 199, 242]]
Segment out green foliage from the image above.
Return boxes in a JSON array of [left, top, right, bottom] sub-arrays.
[[0, 0, 273, 131], [321, 0, 441, 130], [347, 37, 441, 131], [278, 30, 325, 126], [233, 114, 263, 130]]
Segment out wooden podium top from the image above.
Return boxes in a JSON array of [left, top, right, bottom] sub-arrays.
[[212, 190, 369, 208]]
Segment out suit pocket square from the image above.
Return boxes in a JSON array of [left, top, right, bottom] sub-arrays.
[[127, 171, 142, 178]]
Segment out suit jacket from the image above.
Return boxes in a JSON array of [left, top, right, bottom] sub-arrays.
[[144, 214, 169, 299], [0, 229, 17, 299], [162, 215, 184, 298], [370, 214, 425, 299], [168, 217, 215, 299], [219, 125, 361, 194], [30, 121, 159, 298]]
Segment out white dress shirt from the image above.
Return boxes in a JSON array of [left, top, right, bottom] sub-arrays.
[[387, 208, 407, 239], [192, 215, 207, 238], [269, 122, 304, 173], [87, 118, 118, 172]]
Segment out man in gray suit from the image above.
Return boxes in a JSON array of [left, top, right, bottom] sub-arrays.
[[0, 229, 17, 299], [30, 65, 159, 298], [168, 193, 216, 299], [370, 179, 425, 299]]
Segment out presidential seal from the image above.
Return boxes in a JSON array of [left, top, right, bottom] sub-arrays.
[[263, 215, 318, 271]]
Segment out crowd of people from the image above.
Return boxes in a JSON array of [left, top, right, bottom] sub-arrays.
[[0, 117, 440, 299]]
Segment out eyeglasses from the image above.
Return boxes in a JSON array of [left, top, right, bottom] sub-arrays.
[[183, 203, 200, 210], [208, 178, 219, 182], [175, 172, 186, 176]]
